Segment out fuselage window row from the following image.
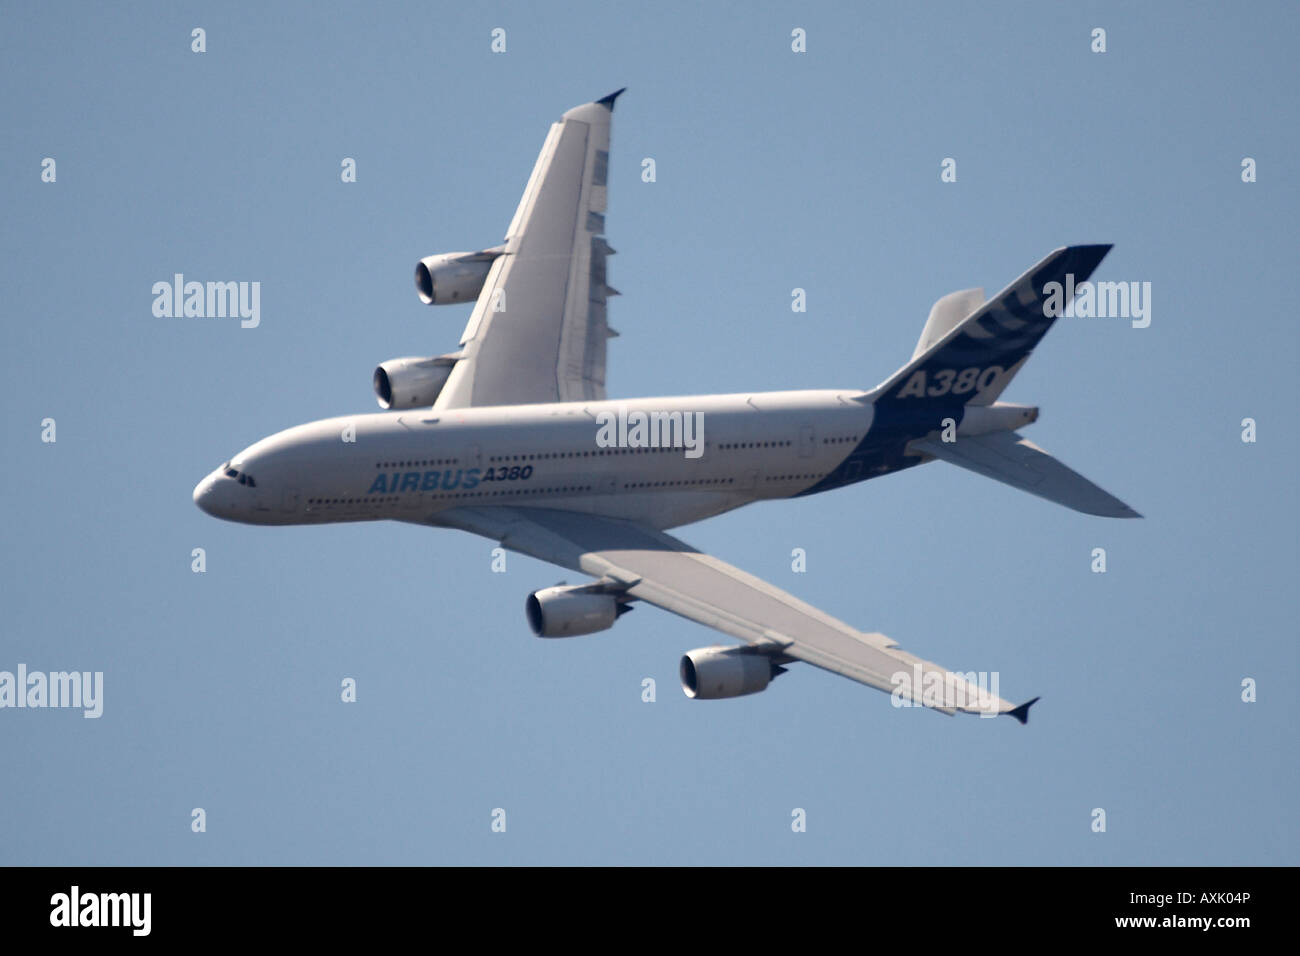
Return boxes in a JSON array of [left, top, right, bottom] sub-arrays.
[[481, 439, 799, 464], [306, 485, 598, 508], [377, 459, 458, 468]]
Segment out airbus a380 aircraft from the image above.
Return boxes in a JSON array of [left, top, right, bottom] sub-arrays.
[[194, 90, 1138, 722]]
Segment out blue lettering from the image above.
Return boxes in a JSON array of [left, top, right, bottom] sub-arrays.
[[421, 470, 439, 491], [462, 468, 481, 490], [442, 469, 461, 490], [399, 472, 420, 492], [367, 474, 388, 494]]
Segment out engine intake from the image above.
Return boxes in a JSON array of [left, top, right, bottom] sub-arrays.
[[415, 247, 504, 305], [526, 585, 626, 638], [680, 646, 778, 699], [373, 355, 457, 409]]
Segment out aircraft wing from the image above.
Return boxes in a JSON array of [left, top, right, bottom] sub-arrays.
[[425, 506, 1037, 721], [433, 91, 625, 410]]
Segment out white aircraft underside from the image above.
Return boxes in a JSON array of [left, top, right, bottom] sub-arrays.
[[194, 90, 1139, 722]]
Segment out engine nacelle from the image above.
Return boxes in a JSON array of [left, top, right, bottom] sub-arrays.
[[373, 355, 455, 409], [680, 646, 776, 699], [414, 247, 503, 305], [526, 586, 624, 638]]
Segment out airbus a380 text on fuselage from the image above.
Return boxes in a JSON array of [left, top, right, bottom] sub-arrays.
[[194, 91, 1138, 722]]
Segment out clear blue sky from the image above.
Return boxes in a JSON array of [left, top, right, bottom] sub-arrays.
[[2, 1, 1296, 865]]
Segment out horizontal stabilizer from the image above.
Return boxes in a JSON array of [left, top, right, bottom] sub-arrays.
[[910, 430, 1140, 518], [913, 288, 984, 360]]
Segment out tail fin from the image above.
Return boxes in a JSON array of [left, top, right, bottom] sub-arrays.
[[877, 245, 1140, 519], [874, 245, 1112, 411]]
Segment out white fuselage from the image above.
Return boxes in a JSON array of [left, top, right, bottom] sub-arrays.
[[192, 390, 884, 530]]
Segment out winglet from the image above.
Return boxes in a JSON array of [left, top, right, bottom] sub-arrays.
[[1006, 696, 1041, 725], [596, 88, 627, 110]]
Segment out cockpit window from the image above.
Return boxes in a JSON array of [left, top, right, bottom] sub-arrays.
[[223, 465, 256, 487]]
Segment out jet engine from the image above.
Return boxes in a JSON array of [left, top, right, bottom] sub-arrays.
[[679, 646, 780, 699], [525, 585, 629, 638], [372, 355, 457, 409], [414, 246, 505, 305]]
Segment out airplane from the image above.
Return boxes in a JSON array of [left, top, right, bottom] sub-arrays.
[[193, 90, 1139, 723]]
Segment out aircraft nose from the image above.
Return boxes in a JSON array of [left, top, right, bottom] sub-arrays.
[[193, 473, 219, 516]]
